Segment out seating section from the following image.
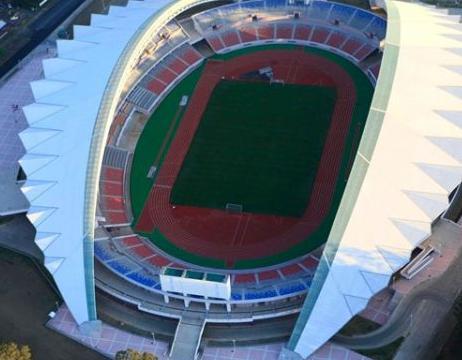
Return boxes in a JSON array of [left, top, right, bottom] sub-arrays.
[[307, 1, 331, 21], [194, 0, 384, 63], [127, 44, 204, 111], [100, 165, 130, 226], [127, 269, 160, 288], [96, 0, 386, 307], [108, 102, 134, 144], [95, 230, 320, 302], [231, 255, 319, 289], [328, 3, 357, 25], [239, 26, 258, 43], [221, 30, 241, 47], [326, 30, 347, 48], [366, 16, 387, 39], [106, 256, 141, 275], [348, 8, 374, 31], [94, 238, 121, 262], [193, 0, 386, 40], [136, 20, 189, 73], [205, 20, 377, 62], [275, 22, 294, 39]]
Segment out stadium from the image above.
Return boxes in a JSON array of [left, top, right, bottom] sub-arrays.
[[2, 0, 462, 359]]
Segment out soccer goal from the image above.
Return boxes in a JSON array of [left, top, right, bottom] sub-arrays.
[[225, 203, 243, 214]]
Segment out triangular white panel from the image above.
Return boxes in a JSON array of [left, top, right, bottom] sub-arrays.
[[22, 103, 66, 125], [42, 58, 85, 78], [434, 110, 462, 130], [438, 22, 462, 32], [404, 190, 449, 220], [343, 295, 369, 316], [427, 136, 462, 163], [109, 5, 129, 16], [35, 232, 61, 251], [27, 206, 57, 227], [91, 14, 120, 28], [416, 163, 462, 192], [390, 218, 431, 246], [30, 79, 74, 100], [444, 47, 462, 57], [19, 153, 58, 176], [360, 271, 390, 293], [44, 257, 65, 274], [21, 180, 56, 202], [443, 65, 462, 77], [440, 85, 462, 99], [56, 39, 97, 57], [376, 245, 410, 272], [19, 127, 61, 151], [442, 33, 462, 42], [72, 25, 112, 41]]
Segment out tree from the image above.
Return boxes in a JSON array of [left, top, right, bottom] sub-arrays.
[[11, 0, 40, 10], [0, 342, 32, 360], [115, 349, 158, 360]]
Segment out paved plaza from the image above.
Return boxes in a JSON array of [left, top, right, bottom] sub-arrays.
[[48, 305, 371, 360]]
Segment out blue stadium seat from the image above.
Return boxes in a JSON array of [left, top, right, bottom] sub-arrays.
[[328, 4, 356, 24], [127, 271, 158, 288], [278, 282, 306, 296], [231, 292, 243, 301], [307, 1, 332, 20], [367, 16, 386, 39], [265, 0, 287, 8], [106, 258, 138, 275], [94, 240, 118, 262], [244, 288, 278, 300], [349, 9, 374, 31]]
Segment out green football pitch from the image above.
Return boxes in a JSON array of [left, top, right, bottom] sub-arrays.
[[170, 80, 336, 217], [130, 45, 374, 269]]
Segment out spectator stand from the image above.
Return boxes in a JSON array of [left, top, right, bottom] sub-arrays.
[[192, 0, 384, 64]]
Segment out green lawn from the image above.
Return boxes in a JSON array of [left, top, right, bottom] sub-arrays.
[[170, 80, 336, 217]]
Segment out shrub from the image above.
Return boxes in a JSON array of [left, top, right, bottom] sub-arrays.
[[115, 349, 158, 360], [0, 342, 32, 360]]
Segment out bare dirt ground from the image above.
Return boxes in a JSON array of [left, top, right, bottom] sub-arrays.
[[0, 246, 105, 360]]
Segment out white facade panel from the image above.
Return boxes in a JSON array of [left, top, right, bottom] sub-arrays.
[[291, 1, 462, 357], [19, 0, 178, 325], [160, 271, 231, 300]]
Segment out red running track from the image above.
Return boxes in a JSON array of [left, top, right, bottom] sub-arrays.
[[136, 49, 356, 266]]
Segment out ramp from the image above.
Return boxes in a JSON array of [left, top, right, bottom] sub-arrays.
[[169, 314, 205, 360]]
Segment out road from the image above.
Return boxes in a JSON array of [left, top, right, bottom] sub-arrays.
[[0, 0, 85, 79]]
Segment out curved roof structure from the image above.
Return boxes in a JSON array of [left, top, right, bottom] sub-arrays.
[[18, 0, 213, 325], [288, 1, 462, 357], [17, 0, 462, 355]]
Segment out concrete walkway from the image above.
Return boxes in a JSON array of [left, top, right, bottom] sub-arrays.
[[169, 315, 205, 360]]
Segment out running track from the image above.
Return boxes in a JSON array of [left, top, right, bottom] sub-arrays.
[[136, 49, 356, 267]]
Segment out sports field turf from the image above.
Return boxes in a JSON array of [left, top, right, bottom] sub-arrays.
[[131, 45, 374, 269], [170, 80, 336, 217]]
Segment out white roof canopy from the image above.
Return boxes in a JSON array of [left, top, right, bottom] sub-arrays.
[[291, 1, 462, 357], [19, 0, 175, 325]]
